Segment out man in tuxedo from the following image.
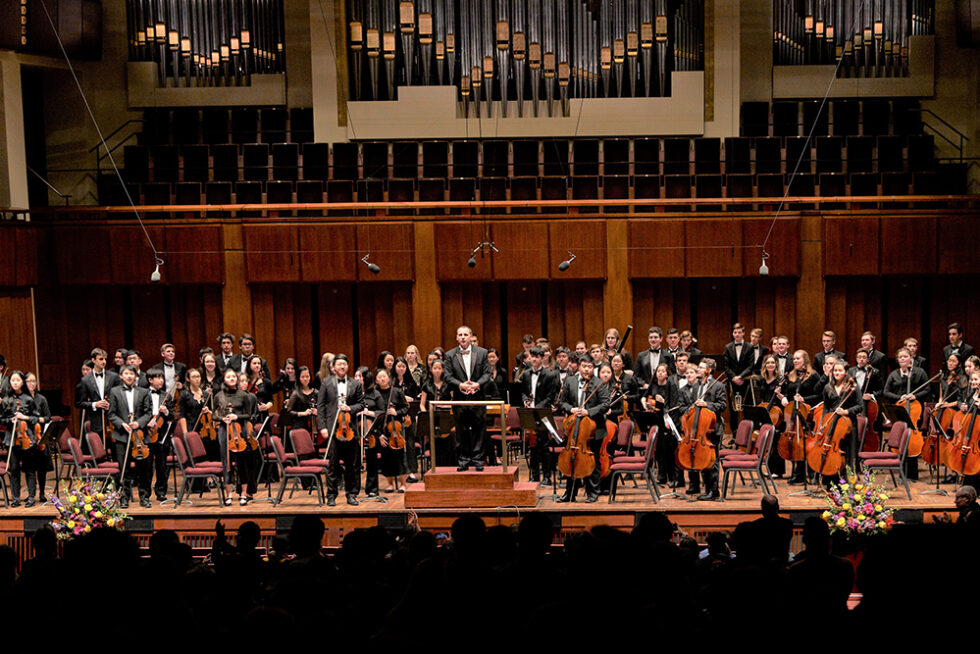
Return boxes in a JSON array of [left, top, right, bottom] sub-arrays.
[[746, 328, 769, 375], [111, 348, 128, 375], [848, 348, 884, 420], [145, 368, 174, 502], [860, 332, 890, 379], [229, 333, 272, 379], [216, 332, 236, 372], [944, 323, 975, 363], [665, 328, 682, 358], [107, 365, 153, 508], [317, 354, 365, 506], [443, 325, 492, 471], [679, 358, 727, 501], [157, 343, 187, 395], [772, 336, 792, 376], [634, 327, 675, 388], [723, 323, 755, 428], [125, 350, 150, 388], [813, 331, 847, 372], [557, 356, 610, 503], [904, 337, 927, 370], [521, 346, 561, 485], [75, 347, 122, 442]]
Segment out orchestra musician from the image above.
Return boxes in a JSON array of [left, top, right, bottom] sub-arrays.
[[405, 345, 426, 387], [244, 355, 274, 420], [111, 348, 127, 375], [283, 365, 318, 438], [214, 367, 260, 506], [957, 372, 980, 490], [317, 354, 364, 506], [822, 361, 863, 472], [944, 323, 976, 362], [157, 343, 187, 394], [747, 328, 769, 375], [679, 330, 701, 361], [723, 322, 755, 429], [610, 353, 639, 407], [778, 350, 821, 485], [859, 332, 890, 379], [271, 358, 298, 406], [758, 354, 786, 478], [420, 357, 455, 468], [75, 347, 121, 441], [813, 331, 846, 372], [1, 371, 40, 507], [392, 356, 421, 479], [634, 327, 675, 389], [201, 352, 222, 392], [642, 363, 682, 487], [772, 337, 792, 376], [215, 333, 236, 372], [107, 365, 153, 508], [603, 328, 633, 371], [678, 358, 727, 501], [374, 368, 410, 491], [125, 350, 150, 389], [665, 328, 681, 358], [230, 334, 271, 379], [903, 337, 927, 370], [443, 325, 492, 472], [24, 372, 52, 498], [521, 346, 560, 485], [557, 356, 611, 503], [881, 347, 930, 481], [180, 368, 219, 462], [145, 368, 175, 502]]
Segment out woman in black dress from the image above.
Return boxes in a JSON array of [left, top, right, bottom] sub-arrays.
[[819, 361, 863, 480], [777, 350, 821, 484], [24, 372, 52, 506], [245, 355, 274, 424], [1, 371, 40, 507], [214, 368, 260, 506], [420, 358, 454, 467], [757, 354, 786, 477], [641, 363, 682, 486], [283, 366, 318, 440], [357, 367, 385, 497], [392, 356, 421, 480], [201, 353, 222, 392], [180, 367, 220, 462], [271, 358, 298, 407], [375, 368, 409, 492]]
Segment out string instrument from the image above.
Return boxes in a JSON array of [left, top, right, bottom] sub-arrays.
[[923, 373, 960, 466], [859, 367, 881, 452], [806, 379, 855, 477], [11, 400, 35, 450], [778, 399, 811, 462], [676, 375, 723, 471], [336, 411, 357, 441], [147, 384, 179, 443], [226, 402, 250, 453], [383, 387, 406, 450], [613, 376, 631, 424], [558, 381, 603, 479], [758, 375, 785, 428], [891, 372, 940, 457], [361, 410, 379, 449], [198, 390, 218, 441], [598, 391, 628, 478], [129, 412, 150, 460], [947, 390, 980, 477]]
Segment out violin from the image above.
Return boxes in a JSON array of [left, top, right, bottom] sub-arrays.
[[129, 412, 150, 460], [226, 402, 250, 453], [947, 390, 980, 477], [147, 384, 179, 444], [336, 411, 357, 441], [676, 375, 722, 471], [12, 400, 34, 451], [805, 378, 855, 477], [382, 387, 406, 450]]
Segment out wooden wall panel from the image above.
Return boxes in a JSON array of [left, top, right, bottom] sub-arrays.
[[129, 286, 170, 365], [244, 226, 299, 282], [549, 221, 606, 280], [110, 226, 167, 284], [741, 217, 801, 277], [685, 219, 742, 278], [880, 216, 937, 275], [493, 222, 550, 280], [0, 290, 37, 375], [823, 217, 879, 276], [356, 224, 414, 281], [885, 277, 924, 354], [773, 280, 798, 349], [435, 223, 487, 281], [693, 279, 734, 355], [250, 285, 277, 369], [628, 220, 685, 278], [165, 225, 224, 284], [291, 285, 317, 374], [938, 215, 980, 274], [14, 226, 40, 286], [319, 284, 355, 360], [632, 279, 694, 338], [0, 226, 14, 285], [505, 283, 544, 367], [299, 224, 357, 282], [55, 226, 111, 284]]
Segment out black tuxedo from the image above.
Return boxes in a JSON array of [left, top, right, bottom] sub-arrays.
[[75, 369, 121, 434], [678, 376, 727, 494], [521, 367, 560, 408], [746, 344, 769, 375], [634, 348, 675, 387], [443, 345, 492, 466], [316, 375, 365, 499], [944, 342, 976, 363], [107, 383, 153, 500], [848, 365, 884, 403], [813, 348, 847, 372], [723, 340, 756, 381], [147, 386, 176, 499], [558, 374, 611, 499], [773, 353, 792, 376], [156, 361, 187, 392], [865, 348, 889, 379]]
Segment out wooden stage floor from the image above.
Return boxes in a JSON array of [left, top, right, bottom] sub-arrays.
[[0, 461, 961, 549]]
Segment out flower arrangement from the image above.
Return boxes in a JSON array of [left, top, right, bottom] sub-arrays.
[[49, 481, 130, 540], [821, 466, 894, 536]]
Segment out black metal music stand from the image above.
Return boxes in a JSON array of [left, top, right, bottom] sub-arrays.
[[517, 407, 557, 487]]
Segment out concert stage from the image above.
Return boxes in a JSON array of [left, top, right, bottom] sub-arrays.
[[0, 468, 959, 558]]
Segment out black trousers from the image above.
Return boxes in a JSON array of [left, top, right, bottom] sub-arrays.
[[528, 432, 553, 480], [149, 440, 169, 499], [364, 443, 381, 494], [327, 437, 361, 498], [685, 438, 720, 493], [7, 447, 48, 500], [231, 447, 261, 495], [453, 406, 487, 466], [654, 420, 684, 484], [114, 440, 152, 499]]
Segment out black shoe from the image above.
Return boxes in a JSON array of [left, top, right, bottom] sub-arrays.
[[556, 493, 572, 503], [698, 492, 720, 501], [119, 499, 129, 509], [685, 487, 701, 495], [140, 498, 152, 508], [405, 475, 419, 484], [457, 463, 469, 472], [539, 478, 553, 487], [156, 495, 167, 502], [943, 474, 959, 484], [656, 475, 668, 485], [9, 499, 20, 508], [787, 477, 804, 485], [366, 491, 379, 498], [474, 463, 484, 472], [327, 496, 337, 507], [25, 497, 36, 508], [346, 495, 359, 506], [585, 494, 599, 503]]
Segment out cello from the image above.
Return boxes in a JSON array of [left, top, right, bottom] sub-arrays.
[[597, 391, 627, 478], [805, 378, 856, 478], [857, 366, 881, 452], [778, 399, 811, 463], [676, 375, 723, 472], [558, 383, 606, 483], [891, 372, 941, 458], [947, 389, 980, 477], [923, 371, 960, 467]]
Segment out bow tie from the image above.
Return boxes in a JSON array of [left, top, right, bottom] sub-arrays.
[[164, 363, 174, 367], [531, 369, 541, 376], [649, 348, 660, 354], [95, 373, 104, 378], [460, 349, 470, 355], [777, 354, 787, 358], [124, 386, 135, 392]]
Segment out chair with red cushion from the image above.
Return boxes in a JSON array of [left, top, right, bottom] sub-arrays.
[[85, 433, 124, 470], [491, 407, 523, 463], [609, 426, 660, 503], [860, 422, 912, 500], [289, 429, 331, 469], [721, 424, 777, 499], [182, 431, 224, 470], [70, 437, 118, 489], [720, 420, 754, 459], [56, 422, 90, 484], [173, 436, 226, 507], [271, 436, 326, 506]]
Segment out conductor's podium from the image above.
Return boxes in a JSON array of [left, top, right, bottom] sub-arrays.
[[404, 466, 539, 508]]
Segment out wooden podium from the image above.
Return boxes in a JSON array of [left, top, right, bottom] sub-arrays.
[[404, 466, 538, 508]]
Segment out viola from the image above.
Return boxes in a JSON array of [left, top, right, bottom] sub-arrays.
[[381, 388, 406, 450], [128, 412, 150, 460], [805, 379, 855, 477], [676, 376, 721, 471], [947, 392, 980, 477], [778, 400, 811, 462]]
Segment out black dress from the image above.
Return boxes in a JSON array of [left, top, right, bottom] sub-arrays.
[[376, 386, 409, 479], [283, 388, 318, 438], [421, 379, 455, 467]]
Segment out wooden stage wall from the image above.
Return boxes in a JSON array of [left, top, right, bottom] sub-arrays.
[[0, 211, 977, 415]]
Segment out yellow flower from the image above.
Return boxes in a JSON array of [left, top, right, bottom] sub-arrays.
[[84, 525, 91, 533], [874, 504, 882, 512], [880, 493, 888, 500], [84, 504, 92, 511], [96, 493, 105, 500], [84, 495, 92, 503], [842, 503, 851, 511], [878, 521, 886, 529], [841, 484, 849, 491], [822, 511, 831, 519], [107, 518, 115, 527], [855, 484, 864, 491], [836, 517, 846, 527], [69, 496, 77, 504], [94, 511, 103, 518], [67, 521, 75, 529]]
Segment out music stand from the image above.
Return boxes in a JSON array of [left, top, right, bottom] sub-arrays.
[[518, 408, 557, 490]]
